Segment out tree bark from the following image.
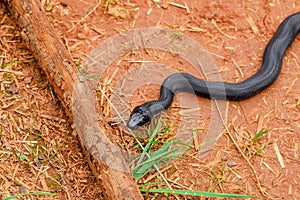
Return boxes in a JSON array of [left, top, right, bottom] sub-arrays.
[[4, 0, 143, 199]]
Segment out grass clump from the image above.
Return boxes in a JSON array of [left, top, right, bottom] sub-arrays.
[[131, 120, 256, 199]]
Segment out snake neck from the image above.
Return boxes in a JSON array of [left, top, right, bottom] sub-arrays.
[[147, 86, 174, 118], [126, 86, 174, 130]]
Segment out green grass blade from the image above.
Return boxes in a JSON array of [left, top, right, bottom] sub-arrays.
[[132, 141, 173, 172], [252, 129, 268, 143], [140, 188, 257, 198], [136, 122, 163, 166], [133, 144, 192, 181], [4, 192, 57, 200]]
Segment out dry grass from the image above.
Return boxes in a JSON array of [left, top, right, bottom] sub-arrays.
[[2, 0, 300, 199], [0, 4, 102, 199]]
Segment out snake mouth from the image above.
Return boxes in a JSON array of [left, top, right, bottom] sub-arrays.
[[127, 117, 140, 130]]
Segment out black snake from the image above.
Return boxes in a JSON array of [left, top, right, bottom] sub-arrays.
[[127, 12, 300, 130]]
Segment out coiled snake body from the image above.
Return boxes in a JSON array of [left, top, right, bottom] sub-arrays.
[[127, 12, 300, 130]]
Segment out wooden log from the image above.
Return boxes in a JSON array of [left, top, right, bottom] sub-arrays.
[[4, 0, 143, 199]]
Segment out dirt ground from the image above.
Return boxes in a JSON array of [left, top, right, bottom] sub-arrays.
[[1, 0, 300, 199]]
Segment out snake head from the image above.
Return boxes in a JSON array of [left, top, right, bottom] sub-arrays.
[[127, 105, 151, 130]]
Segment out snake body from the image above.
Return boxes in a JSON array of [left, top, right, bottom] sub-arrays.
[[127, 12, 300, 130]]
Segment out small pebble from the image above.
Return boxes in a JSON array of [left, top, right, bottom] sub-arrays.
[[4, 83, 19, 94], [61, 2, 68, 7], [34, 161, 42, 167], [19, 187, 26, 194], [227, 160, 238, 167], [24, 76, 32, 84], [77, 33, 86, 40], [61, 8, 71, 16]]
